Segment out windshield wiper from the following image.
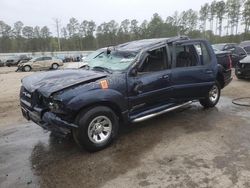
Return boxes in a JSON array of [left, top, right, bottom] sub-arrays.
[[92, 66, 113, 74]]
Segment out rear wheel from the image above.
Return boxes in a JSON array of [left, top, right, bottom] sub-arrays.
[[52, 63, 59, 70], [73, 106, 119, 152], [199, 82, 221, 108]]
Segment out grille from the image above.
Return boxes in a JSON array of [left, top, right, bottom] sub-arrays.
[[20, 86, 32, 105]]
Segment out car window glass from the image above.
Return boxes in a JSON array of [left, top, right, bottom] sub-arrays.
[[139, 47, 167, 73], [175, 44, 199, 67], [43, 57, 52, 60], [35, 57, 43, 61], [200, 43, 211, 65]]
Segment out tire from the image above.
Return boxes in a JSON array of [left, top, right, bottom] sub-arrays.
[[52, 63, 59, 70], [199, 81, 221, 108], [72, 106, 119, 152], [23, 65, 31, 72]]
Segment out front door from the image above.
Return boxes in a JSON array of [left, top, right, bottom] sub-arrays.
[[32, 57, 45, 70], [128, 46, 173, 114]]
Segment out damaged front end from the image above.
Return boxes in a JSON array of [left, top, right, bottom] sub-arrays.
[[20, 86, 77, 135]]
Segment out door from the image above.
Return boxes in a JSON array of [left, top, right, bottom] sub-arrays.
[[43, 57, 53, 69], [128, 46, 173, 114], [32, 57, 45, 70], [170, 40, 215, 100]]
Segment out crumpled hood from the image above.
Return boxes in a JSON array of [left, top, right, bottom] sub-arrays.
[[240, 55, 250, 64], [22, 69, 107, 97]]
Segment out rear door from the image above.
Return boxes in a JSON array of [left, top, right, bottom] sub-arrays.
[[43, 57, 53, 69], [170, 40, 216, 100]]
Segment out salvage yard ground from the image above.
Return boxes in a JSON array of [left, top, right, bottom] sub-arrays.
[[0, 67, 250, 188]]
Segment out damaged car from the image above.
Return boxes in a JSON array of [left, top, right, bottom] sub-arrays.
[[20, 36, 232, 152], [17, 56, 63, 72]]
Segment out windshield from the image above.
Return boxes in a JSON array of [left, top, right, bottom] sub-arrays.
[[87, 50, 138, 71], [84, 49, 105, 62]]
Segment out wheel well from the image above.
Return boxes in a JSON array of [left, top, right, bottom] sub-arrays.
[[216, 73, 224, 89], [76, 102, 124, 123], [24, 65, 31, 69], [52, 63, 59, 67]]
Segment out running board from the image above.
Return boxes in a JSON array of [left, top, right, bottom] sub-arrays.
[[132, 101, 193, 123]]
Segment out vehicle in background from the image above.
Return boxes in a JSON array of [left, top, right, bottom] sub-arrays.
[[5, 55, 31, 67], [235, 56, 250, 79], [17, 56, 63, 72], [0, 59, 5, 67], [20, 37, 232, 152], [213, 48, 233, 86], [212, 43, 247, 67], [239, 40, 250, 54]]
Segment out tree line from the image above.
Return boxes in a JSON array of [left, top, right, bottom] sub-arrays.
[[1, 0, 250, 53]]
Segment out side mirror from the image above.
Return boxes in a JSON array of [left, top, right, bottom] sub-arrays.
[[130, 68, 138, 77]]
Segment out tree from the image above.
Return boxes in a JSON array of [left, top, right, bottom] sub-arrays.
[[22, 26, 34, 39], [242, 0, 250, 33], [215, 1, 226, 36], [179, 9, 198, 34], [33, 26, 40, 38], [67, 17, 79, 37], [130, 19, 140, 40], [40, 26, 50, 38], [200, 3, 210, 35], [226, 0, 242, 35], [209, 1, 217, 33], [147, 13, 164, 37], [13, 21, 23, 38]]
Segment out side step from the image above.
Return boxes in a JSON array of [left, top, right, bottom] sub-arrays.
[[132, 101, 192, 123]]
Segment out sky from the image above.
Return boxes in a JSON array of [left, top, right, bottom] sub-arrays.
[[0, 0, 214, 33]]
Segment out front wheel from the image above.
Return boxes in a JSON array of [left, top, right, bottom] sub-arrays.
[[73, 106, 119, 152], [23, 65, 31, 72], [199, 82, 221, 108]]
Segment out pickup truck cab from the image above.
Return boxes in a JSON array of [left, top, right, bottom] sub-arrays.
[[20, 37, 232, 151]]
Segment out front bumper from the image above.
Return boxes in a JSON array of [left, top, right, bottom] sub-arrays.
[[21, 102, 78, 135]]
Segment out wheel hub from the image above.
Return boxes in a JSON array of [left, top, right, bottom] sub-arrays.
[[87, 116, 112, 144]]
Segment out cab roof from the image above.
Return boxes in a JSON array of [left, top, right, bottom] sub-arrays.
[[115, 36, 189, 52]]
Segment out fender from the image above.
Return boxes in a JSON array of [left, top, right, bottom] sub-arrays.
[[66, 88, 128, 113]]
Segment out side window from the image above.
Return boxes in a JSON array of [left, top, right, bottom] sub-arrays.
[[43, 57, 52, 60], [175, 44, 199, 67], [139, 47, 167, 73], [35, 57, 43, 61], [200, 43, 211, 65]]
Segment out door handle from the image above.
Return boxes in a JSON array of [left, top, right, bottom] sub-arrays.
[[205, 70, 213, 74]]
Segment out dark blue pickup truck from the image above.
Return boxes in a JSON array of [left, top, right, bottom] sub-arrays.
[[20, 36, 232, 151]]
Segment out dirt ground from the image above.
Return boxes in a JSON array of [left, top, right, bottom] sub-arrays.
[[0, 67, 250, 188], [0, 67, 32, 127]]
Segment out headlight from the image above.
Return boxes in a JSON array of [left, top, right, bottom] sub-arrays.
[[48, 101, 62, 111]]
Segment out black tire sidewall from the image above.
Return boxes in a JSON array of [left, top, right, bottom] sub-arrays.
[[73, 106, 119, 152], [200, 82, 221, 108], [52, 63, 59, 69], [24, 65, 31, 72]]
